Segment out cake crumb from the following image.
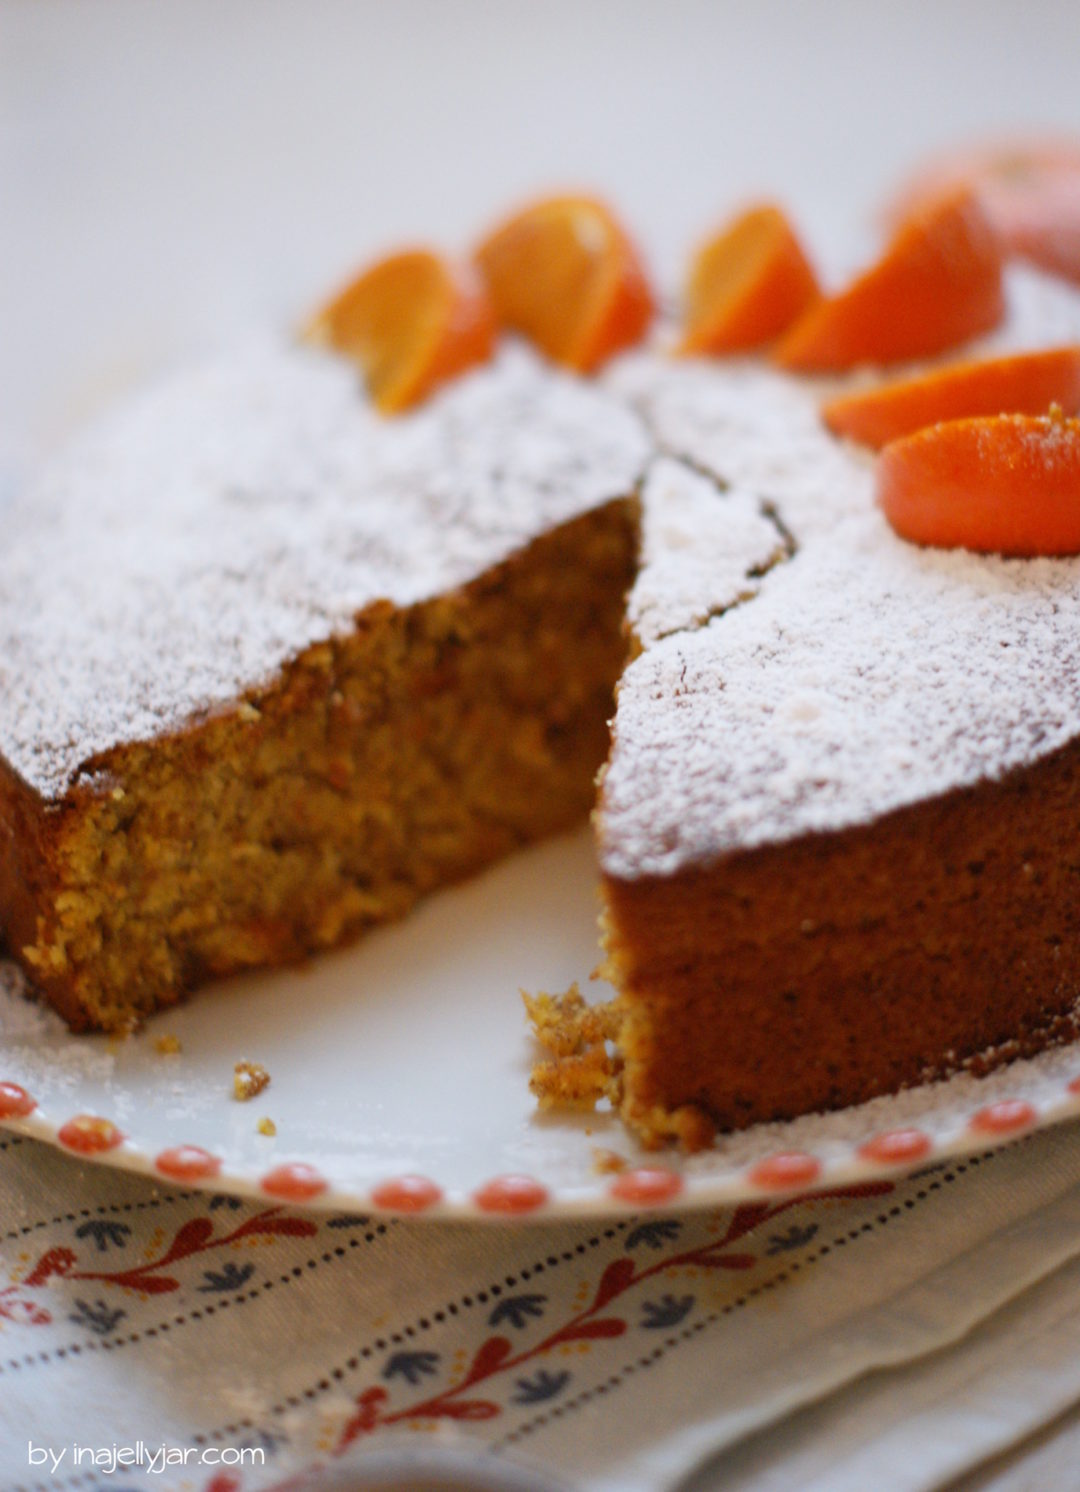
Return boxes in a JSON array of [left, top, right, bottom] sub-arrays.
[[233, 1060, 270, 1101], [592, 1148, 627, 1175], [154, 1033, 181, 1056], [523, 983, 621, 1057], [524, 984, 623, 1110], [256, 1116, 277, 1136]]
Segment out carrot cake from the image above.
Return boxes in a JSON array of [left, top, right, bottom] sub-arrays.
[[594, 263, 1080, 1145], [5, 256, 1080, 1150], [0, 343, 646, 1031]]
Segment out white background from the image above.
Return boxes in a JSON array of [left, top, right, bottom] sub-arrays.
[[2, 0, 1080, 466]]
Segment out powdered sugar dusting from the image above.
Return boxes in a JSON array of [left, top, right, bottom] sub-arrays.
[[0, 962, 115, 1090], [0, 341, 650, 799], [1014, 409, 1080, 465], [601, 266, 1080, 877], [609, 352, 870, 543], [627, 457, 788, 646]]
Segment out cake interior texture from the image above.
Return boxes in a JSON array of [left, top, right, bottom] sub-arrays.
[[0, 500, 636, 1032]]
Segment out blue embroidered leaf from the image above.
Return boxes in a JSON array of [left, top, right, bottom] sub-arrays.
[[488, 1293, 547, 1330], [69, 1297, 126, 1336], [74, 1220, 132, 1252], [765, 1223, 818, 1255], [237, 1428, 284, 1452], [198, 1261, 256, 1293], [383, 1350, 441, 1386], [625, 1219, 682, 1251], [640, 1293, 694, 1330], [327, 1214, 371, 1229], [512, 1369, 571, 1405]]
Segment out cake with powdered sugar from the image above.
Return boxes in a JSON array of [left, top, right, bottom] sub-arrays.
[[589, 263, 1080, 1145], [5, 253, 1080, 1149], [0, 343, 647, 1031]]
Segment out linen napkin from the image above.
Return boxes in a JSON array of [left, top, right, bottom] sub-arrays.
[[5, 1122, 1080, 1491]]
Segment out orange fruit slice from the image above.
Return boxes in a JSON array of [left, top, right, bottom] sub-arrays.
[[885, 139, 1080, 285], [473, 195, 654, 372], [776, 189, 1005, 372], [824, 346, 1080, 448], [677, 203, 820, 355], [878, 408, 1080, 555], [305, 249, 495, 414]]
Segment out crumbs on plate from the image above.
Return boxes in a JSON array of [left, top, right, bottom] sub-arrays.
[[233, 1060, 270, 1102], [592, 1148, 628, 1175]]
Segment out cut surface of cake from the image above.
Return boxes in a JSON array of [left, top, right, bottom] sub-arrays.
[[596, 264, 1080, 1145], [0, 343, 648, 1031]]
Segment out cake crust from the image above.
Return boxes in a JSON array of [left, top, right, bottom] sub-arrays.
[[605, 734, 1080, 1145]]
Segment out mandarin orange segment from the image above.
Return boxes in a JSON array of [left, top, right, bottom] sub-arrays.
[[824, 346, 1080, 448], [885, 139, 1080, 285], [878, 408, 1080, 556], [677, 203, 820, 356], [473, 195, 654, 373], [304, 249, 495, 414], [775, 189, 1005, 373]]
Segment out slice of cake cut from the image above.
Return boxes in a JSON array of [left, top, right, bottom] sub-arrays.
[[597, 264, 1080, 1146], [0, 343, 648, 1031]]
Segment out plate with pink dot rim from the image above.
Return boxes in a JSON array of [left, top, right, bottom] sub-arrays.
[[4, 825, 1080, 1220]]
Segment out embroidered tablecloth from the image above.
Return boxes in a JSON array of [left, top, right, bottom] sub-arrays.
[[6, 1122, 1080, 1491]]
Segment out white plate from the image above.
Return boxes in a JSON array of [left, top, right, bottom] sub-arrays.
[[3, 824, 1080, 1218]]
